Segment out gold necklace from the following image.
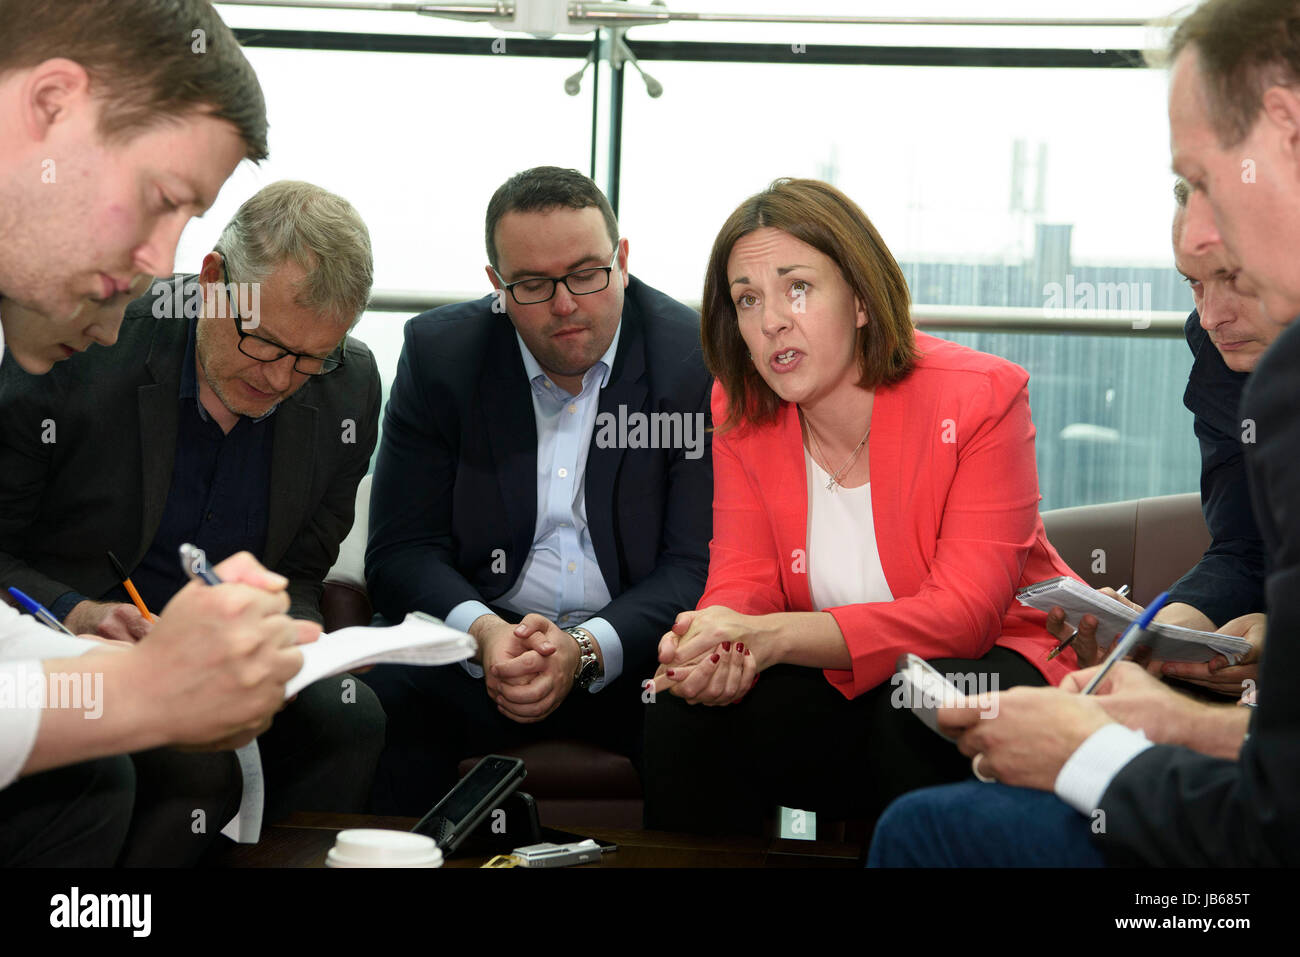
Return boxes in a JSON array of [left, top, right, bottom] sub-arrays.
[[802, 411, 870, 492]]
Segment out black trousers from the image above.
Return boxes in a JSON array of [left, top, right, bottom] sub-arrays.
[[121, 673, 386, 867], [0, 756, 136, 867], [642, 646, 1046, 837], [364, 661, 644, 817]]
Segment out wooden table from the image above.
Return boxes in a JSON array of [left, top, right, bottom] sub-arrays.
[[208, 812, 863, 868]]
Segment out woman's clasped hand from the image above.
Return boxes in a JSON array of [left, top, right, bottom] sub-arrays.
[[650, 607, 765, 705]]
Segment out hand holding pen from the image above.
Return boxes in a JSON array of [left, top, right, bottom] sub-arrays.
[[1045, 584, 1134, 666], [120, 548, 308, 749]]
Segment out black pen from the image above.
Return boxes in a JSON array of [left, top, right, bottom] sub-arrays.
[[1046, 584, 1131, 661]]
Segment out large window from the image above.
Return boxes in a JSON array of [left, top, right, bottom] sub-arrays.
[[195, 2, 1202, 510]]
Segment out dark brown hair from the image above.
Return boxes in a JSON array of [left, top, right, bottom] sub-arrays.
[[484, 166, 619, 270], [701, 178, 917, 432], [1164, 0, 1300, 147], [0, 0, 268, 160]]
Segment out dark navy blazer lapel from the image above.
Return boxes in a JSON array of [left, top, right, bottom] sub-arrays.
[[479, 320, 538, 585], [588, 295, 648, 595]]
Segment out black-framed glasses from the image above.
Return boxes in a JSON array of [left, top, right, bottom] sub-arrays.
[[494, 246, 619, 306], [220, 259, 345, 376]]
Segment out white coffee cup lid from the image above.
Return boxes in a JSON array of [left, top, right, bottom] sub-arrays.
[[326, 829, 444, 868]]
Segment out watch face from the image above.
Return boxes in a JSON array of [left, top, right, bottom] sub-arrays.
[[576, 657, 599, 690]]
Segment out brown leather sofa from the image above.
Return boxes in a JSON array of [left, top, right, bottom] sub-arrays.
[[322, 491, 1211, 834], [1038, 491, 1210, 606]]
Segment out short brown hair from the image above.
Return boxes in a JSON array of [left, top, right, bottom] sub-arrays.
[[701, 178, 917, 432], [1163, 0, 1300, 147], [485, 166, 619, 270], [0, 0, 268, 160]]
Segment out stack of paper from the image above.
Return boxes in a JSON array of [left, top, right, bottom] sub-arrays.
[[1017, 577, 1251, 663]]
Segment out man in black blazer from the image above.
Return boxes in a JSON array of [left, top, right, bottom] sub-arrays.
[[1045, 182, 1274, 694], [364, 167, 712, 814], [0, 180, 386, 864], [868, 0, 1300, 867]]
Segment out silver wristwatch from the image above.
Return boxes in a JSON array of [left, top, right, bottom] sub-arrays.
[[564, 626, 602, 691]]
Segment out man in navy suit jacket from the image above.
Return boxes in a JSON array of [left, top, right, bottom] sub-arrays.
[[364, 167, 712, 813]]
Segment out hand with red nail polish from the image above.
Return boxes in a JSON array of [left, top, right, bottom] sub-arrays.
[[648, 606, 767, 704]]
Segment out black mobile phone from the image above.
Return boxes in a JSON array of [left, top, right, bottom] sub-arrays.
[[411, 755, 526, 855]]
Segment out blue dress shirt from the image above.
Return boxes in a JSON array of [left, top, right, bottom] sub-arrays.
[[445, 323, 624, 692]]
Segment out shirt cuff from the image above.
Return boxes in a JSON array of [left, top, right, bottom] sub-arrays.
[[1054, 723, 1155, 815], [446, 600, 493, 680], [577, 617, 621, 692], [50, 591, 90, 624]]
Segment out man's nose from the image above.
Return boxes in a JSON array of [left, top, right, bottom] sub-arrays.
[[1178, 191, 1223, 260], [550, 281, 578, 316], [264, 354, 297, 392], [1199, 282, 1230, 329], [135, 214, 187, 279], [86, 308, 123, 348]]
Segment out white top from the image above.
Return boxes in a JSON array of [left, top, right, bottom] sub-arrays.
[[0, 316, 102, 789], [805, 450, 894, 610]]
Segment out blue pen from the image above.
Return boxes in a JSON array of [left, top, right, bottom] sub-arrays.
[[179, 543, 223, 586], [8, 586, 77, 636], [1082, 590, 1170, 695]]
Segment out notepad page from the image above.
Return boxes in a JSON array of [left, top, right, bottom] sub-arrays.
[[1017, 577, 1251, 663], [287, 612, 477, 697]]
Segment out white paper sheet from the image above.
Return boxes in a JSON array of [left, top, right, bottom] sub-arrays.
[[286, 612, 477, 698], [1017, 576, 1251, 663], [220, 741, 264, 844]]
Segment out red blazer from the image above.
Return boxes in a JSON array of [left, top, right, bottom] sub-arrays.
[[700, 331, 1083, 698]]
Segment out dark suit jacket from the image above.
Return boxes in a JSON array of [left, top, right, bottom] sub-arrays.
[[0, 276, 381, 622], [1097, 317, 1300, 866], [1165, 309, 1267, 626], [365, 275, 713, 685]]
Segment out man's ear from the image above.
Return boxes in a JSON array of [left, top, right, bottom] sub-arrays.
[[618, 237, 630, 289], [21, 58, 92, 143], [1260, 84, 1300, 180], [199, 251, 223, 285], [485, 264, 502, 290]]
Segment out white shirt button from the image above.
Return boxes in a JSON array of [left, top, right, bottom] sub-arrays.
[[567, 561, 577, 572], [568, 404, 577, 414], [557, 467, 568, 478]]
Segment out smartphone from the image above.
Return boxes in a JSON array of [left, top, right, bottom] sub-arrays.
[[894, 653, 965, 738], [411, 755, 526, 855]]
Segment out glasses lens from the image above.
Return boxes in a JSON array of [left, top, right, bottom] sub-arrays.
[[239, 335, 287, 362], [511, 279, 555, 305], [295, 355, 341, 376], [565, 268, 610, 295]]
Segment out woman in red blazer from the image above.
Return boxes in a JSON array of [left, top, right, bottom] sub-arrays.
[[642, 179, 1084, 835]]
